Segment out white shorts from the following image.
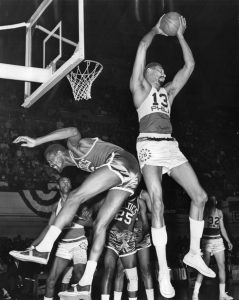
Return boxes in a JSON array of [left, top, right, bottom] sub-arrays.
[[202, 237, 225, 256], [56, 237, 88, 264], [136, 133, 188, 174]]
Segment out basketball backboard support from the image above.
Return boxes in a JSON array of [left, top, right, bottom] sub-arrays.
[[0, 0, 85, 108]]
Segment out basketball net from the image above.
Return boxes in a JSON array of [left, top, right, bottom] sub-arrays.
[[67, 60, 103, 101]]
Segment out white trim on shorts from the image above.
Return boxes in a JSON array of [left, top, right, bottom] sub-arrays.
[[105, 245, 137, 258], [136, 133, 188, 174]]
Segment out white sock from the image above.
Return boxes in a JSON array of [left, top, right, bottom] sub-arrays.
[[193, 281, 202, 295], [36, 226, 61, 252], [44, 297, 53, 300], [79, 260, 97, 286], [219, 283, 226, 296], [189, 217, 204, 254], [146, 288, 154, 300], [114, 291, 122, 300], [101, 295, 110, 300], [151, 226, 169, 275]]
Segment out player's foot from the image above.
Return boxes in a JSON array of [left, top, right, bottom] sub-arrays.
[[183, 251, 216, 278], [219, 293, 233, 300], [192, 292, 199, 300], [58, 284, 91, 298], [158, 269, 175, 298], [9, 248, 49, 265]]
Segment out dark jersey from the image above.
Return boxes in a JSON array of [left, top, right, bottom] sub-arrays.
[[112, 195, 139, 232], [203, 208, 221, 238], [69, 137, 125, 172]]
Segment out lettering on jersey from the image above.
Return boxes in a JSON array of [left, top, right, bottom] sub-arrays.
[[207, 216, 220, 227], [151, 92, 170, 115], [114, 200, 139, 225], [76, 158, 95, 172]]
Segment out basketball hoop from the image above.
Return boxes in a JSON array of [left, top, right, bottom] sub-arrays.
[[67, 60, 103, 101]]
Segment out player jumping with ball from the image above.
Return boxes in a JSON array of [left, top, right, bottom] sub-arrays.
[[130, 14, 215, 298]]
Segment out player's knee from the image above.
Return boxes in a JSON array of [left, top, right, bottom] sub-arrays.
[[217, 260, 225, 271], [46, 276, 57, 289], [93, 219, 107, 236], [193, 189, 208, 207], [152, 198, 164, 215], [125, 267, 138, 292]]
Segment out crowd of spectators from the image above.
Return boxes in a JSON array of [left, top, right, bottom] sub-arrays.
[[0, 85, 238, 199]]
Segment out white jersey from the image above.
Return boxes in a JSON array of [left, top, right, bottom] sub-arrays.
[[137, 87, 172, 134]]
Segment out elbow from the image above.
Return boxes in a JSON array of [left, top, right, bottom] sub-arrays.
[[186, 61, 195, 75], [188, 60, 195, 71]]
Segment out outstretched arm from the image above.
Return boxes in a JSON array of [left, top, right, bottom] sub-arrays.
[[165, 16, 195, 106], [219, 210, 233, 251], [130, 16, 167, 108], [13, 127, 81, 148]]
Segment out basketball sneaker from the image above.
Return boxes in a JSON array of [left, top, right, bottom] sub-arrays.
[[9, 248, 49, 265], [158, 269, 175, 298], [183, 251, 216, 278], [219, 293, 233, 300], [58, 283, 91, 299]]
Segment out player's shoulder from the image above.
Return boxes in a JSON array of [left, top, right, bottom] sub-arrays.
[[217, 208, 223, 217]]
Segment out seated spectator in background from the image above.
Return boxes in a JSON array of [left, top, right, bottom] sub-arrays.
[[0, 257, 20, 299]]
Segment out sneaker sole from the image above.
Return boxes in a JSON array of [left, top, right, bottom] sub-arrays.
[[59, 292, 91, 300], [160, 288, 175, 299], [183, 257, 216, 278], [59, 296, 91, 300], [159, 282, 175, 298], [9, 251, 48, 265]]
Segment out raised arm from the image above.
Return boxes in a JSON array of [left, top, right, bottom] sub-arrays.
[[218, 209, 233, 251], [130, 17, 166, 108], [165, 16, 195, 106], [13, 127, 81, 148]]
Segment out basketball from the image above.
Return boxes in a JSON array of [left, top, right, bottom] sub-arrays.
[[160, 12, 181, 36]]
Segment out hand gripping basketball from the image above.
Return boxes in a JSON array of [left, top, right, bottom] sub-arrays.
[[177, 16, 186, 37], [13, 136, 37, 148], [159, 12, 183, 36]]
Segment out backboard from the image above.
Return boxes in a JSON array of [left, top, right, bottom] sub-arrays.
[[0, 0, 85, 108]]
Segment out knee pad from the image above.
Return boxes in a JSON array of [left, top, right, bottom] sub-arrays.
[[124, 267, 138, 292], [151, 226, 167, 246]]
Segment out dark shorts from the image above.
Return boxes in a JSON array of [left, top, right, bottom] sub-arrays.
[[106, 229, 137, 257], [99, 150, 141, 195], [134, 226, 152, 251]]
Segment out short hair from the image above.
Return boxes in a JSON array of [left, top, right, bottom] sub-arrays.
[[58, 176, 71, 185], [144, 62, 164, 76], [44, 143, 66, 158]]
